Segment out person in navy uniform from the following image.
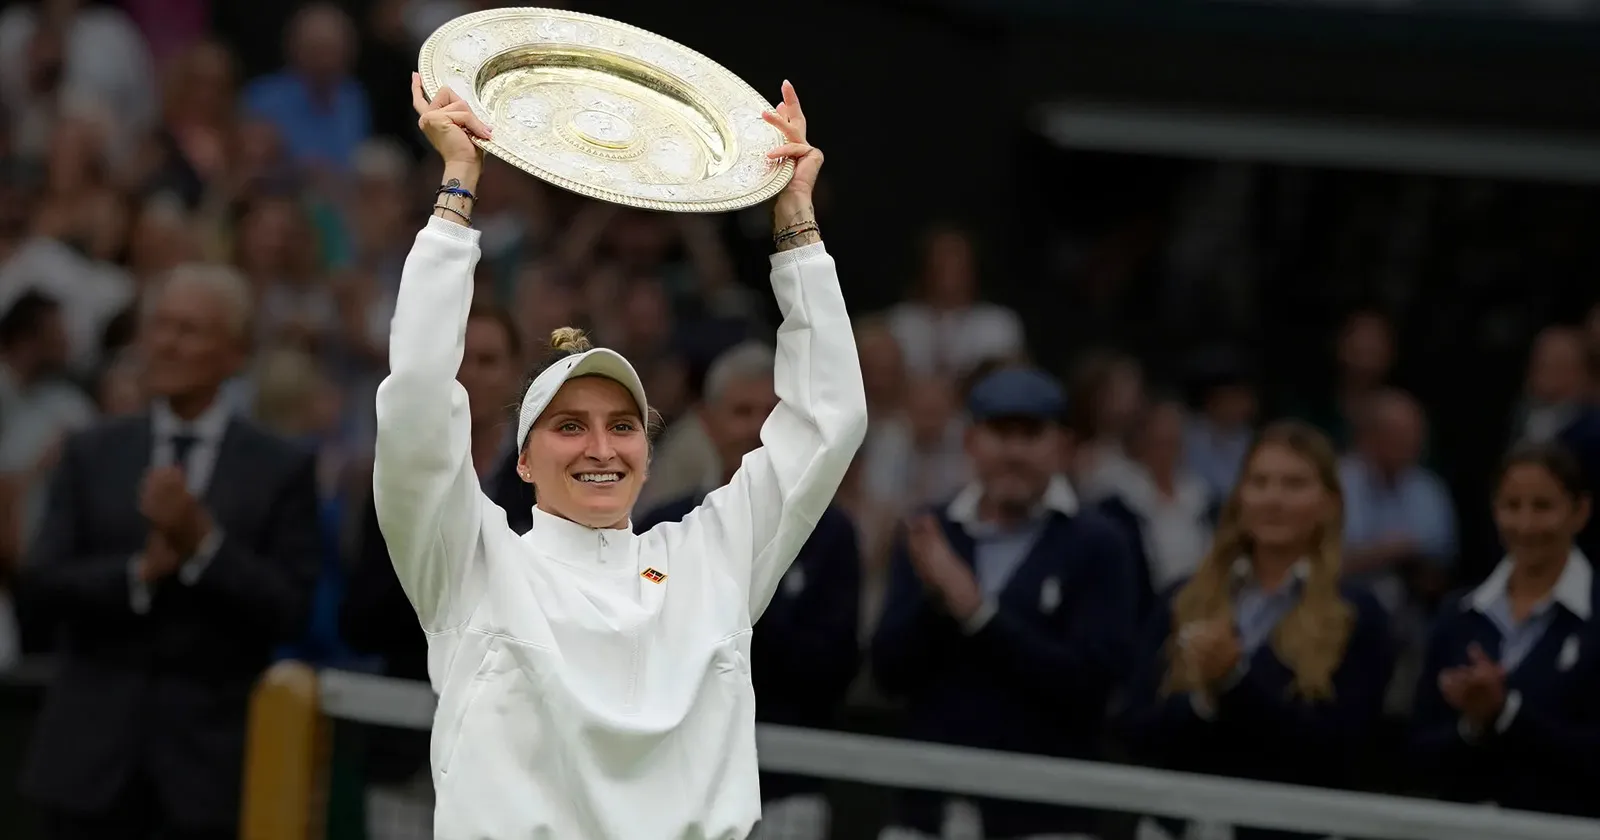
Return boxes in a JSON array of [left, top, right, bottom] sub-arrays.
[[1118, 421, 1392, 840], [635, 341, 861, 840], [1411, 441, 1599, 817], [871, 366, 1137, 840]]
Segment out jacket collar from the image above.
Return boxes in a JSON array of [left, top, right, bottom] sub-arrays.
[[946, 474, 1078, 528], [1468, 549, 1593, 622], [526, 504, 636, 573], [1228, 556, 1312, 597]]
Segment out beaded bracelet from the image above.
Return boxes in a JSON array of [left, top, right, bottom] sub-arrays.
[[773, 224, 819, 247], [773, 219, 817, 238], [433, 204, 472, 225]]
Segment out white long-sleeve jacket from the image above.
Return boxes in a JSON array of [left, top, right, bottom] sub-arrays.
[[372, 216, 868, 840]]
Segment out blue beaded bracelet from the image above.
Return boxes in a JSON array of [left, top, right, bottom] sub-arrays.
[[436, 185, 477, 201]]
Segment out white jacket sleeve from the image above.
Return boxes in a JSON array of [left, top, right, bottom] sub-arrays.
[[665, 242, 868, 619], [372, 217, 487, 632]]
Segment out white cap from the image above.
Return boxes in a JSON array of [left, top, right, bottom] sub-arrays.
[[515, 348, 650, 449]]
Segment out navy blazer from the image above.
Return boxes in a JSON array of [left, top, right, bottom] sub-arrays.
[[1118, 580, 1392, 794], [870, 499, 1138, 838], [1410, 561, 1600, 817], [636, 493, 862, 800]]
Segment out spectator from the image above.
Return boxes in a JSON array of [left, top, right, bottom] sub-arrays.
[[853, 317, 970, 513], [1293, 309, 1398, 452], [0, 0, 158, 163], [834, 452, 900, 649], [18, 262, 321, 839], [1340, 388, 1458, 612], [887, 224, 1026, 380], [121, 0, 209, 67], [137, 39, 238, 209], [1183, 352, 1258, 503], [1512, 326, 1600, 559], [241, 2, 370, 174], [1120, 421, 1392, 840], [1068, 348, 1146, 498], [251, 346, 354, 667], [235, 192, 337, 356], [0, 291, 96, 553], [95, 347, 147, 417], [1097, 398, 1215, 624], [0, 111, 137, 377], [1412, 442, 1599, 817], [872, 367, 1137, 840], [636, 341, 861, 840]]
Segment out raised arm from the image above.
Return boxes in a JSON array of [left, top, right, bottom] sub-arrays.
[[658, 82, 868, 618], [371, 77, 496, 632]]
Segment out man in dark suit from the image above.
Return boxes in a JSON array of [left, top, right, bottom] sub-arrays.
[[872, 367, 1138, 840], [19, 264, 321, 840], [636, 341, 861, 840]]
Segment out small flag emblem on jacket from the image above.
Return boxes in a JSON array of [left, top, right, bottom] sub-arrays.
[[642, 568, 666, 583]]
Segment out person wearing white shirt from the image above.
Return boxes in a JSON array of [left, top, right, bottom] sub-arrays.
[[375, 76, 866, 840], [886, 226, 1025, 380]]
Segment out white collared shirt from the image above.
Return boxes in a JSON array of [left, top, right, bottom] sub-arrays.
[[150, 397, 232, 494], [1466, 549, 1593, 671], [944, 475, 1079, 631], [1455, 549, 1592, 740]]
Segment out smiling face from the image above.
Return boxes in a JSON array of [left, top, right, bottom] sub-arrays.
[[519, 375, 648, 529], [1495, 462, 1590, 569], [1235, 441, 1338, 555]]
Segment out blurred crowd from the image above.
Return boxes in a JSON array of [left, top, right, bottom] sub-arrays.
[[2, 2, 1600, 840]]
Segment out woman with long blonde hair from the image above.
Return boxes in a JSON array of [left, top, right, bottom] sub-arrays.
[[1120, 421, 1393, 839]]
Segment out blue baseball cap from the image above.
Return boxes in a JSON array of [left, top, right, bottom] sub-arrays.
[[966, 367, 1067, 424]]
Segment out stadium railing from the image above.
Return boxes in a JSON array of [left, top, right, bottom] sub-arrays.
[[239, 661, 1600, 840]]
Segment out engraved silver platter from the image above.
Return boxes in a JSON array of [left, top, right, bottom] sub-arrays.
[[418, 7, 794, 213]]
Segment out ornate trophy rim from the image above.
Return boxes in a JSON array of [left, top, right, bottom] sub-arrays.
[[418, 7, 795, 214]]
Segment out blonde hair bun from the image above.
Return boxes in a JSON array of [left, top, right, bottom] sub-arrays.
[[548, 327, 593, 354]]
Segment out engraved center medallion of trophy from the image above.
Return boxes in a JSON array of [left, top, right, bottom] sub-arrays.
[[483, 67, 727, 187]]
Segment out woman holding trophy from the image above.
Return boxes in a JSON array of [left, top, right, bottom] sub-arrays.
[[372, 65, 866, 840]]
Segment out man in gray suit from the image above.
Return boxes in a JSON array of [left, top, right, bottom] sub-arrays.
[[19, 264, 321, 840]]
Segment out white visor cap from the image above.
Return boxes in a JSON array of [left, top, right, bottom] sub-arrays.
[[515, 348, 650, 449]]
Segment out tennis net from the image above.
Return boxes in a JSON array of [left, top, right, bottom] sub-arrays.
[[239, 662, 1600, 840]]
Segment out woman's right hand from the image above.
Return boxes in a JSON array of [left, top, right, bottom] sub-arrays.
[[1183, 618, 1242, 686], [411, 72, 492, 166]]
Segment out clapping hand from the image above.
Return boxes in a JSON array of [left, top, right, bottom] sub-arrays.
[[139, 466, 212, 558], [1440, 643, 1507, 730], [904, 514, 983, 622], [1181, 618, 1243, 687], [136, 531, 182, 583]]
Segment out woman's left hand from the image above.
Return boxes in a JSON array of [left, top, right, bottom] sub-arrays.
[[763, 81, 822, 205], [1444, 644, 1507, 729]]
